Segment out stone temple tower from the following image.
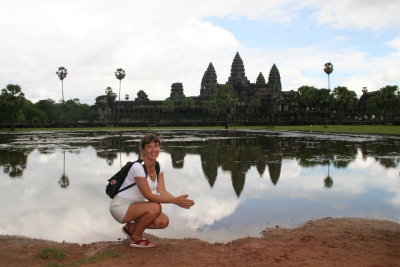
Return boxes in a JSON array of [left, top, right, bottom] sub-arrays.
[[255, 71, 268, 97], [256, 72, 266, 87], [170, 82, 185, 102], [200, 62, 218, 97], [266, 64, 282, 93], [227, 52, 250, 91]]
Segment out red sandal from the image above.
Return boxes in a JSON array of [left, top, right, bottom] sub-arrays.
[[130, 238, 157, 248]]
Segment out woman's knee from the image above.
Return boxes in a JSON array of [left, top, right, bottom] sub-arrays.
[[148, 202, 162, 216], [160, 215, 169, 228], [122, 202, 161, 223], [155, 215, 169, 229]]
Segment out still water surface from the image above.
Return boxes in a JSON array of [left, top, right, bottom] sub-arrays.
[[0, 130, 399, 243]]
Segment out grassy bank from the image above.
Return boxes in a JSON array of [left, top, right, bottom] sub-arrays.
[[1, 125, 399, 135], [263, 125, 400, 135]]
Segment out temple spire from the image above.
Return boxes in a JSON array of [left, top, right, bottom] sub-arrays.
[[200, 62, 218, 97], [267, 64, 282, 92], [256, 72, 266, 86], [170, 82, 185, 101], [227, 52, 250, 91]]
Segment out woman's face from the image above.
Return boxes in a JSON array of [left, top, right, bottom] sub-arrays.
[[143, 141, 160, 160]]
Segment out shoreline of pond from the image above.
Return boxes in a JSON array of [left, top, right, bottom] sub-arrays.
[[1, 217, 399, 266], [1, 124, 399, 135]]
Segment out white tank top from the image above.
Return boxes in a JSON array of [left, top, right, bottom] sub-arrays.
[[117, 161, 163, 201]]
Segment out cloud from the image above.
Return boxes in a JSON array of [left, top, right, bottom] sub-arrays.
[[243, 36, 400, 95], [308, 0, 400, 30], [0, 0, 399, 105], [1, 134, 399, 243], [0, 1, 247, 104]]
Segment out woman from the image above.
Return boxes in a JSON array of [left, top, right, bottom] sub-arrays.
[[109, 133, 195, 248]]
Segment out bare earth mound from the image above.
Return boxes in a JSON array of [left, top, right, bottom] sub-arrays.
[[1, 218, 399, 267]]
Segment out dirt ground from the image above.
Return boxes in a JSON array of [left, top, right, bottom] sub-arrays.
[[1, 217, 399, 267]]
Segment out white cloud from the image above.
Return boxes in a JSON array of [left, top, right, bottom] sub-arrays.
[[308, 0, 400, 30], [337, 37, 400, 93], [242, 36, 400, 95], [1, 136, 399, 243], [0, 1, 248, 103], [0, 0, 399, 104], [386, 37, 400, 51]]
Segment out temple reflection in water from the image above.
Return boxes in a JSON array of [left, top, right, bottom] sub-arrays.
[[1, 130, 398, 198], [1, 130, 399, 244]]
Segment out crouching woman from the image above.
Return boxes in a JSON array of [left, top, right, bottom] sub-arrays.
[[109, 133, 195, 248]]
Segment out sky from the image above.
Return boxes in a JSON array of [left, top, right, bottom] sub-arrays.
[[1, 0, 399, 105]]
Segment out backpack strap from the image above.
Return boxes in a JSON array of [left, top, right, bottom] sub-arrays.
[[155, 161, 160, 180], [117, 181, 136, 194], [138, 159, 160, 180], [118, 160, 160, 194], [137, 159, 148, 177], [116, 162, 136, 194]]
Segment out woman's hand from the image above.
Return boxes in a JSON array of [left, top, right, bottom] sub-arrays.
[[175, 194, 195, 209]]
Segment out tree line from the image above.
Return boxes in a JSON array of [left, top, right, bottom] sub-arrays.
[[1, 83, 399, 129], [166, 83, 400, 123], [0, 84, 93, 130], [296, 85, 400, 121], [1, 62, 400, 129], [0, 66, 120, 130]]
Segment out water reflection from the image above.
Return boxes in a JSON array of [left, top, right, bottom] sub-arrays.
[[0, 130, 399, 243], [161, 134, 399, 197], [0, 150, 28, 178], [58, 151, 70, 188], [324, 161, 333, 188]]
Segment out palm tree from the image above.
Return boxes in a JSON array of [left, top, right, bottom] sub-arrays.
[[324, 160, 333, 188], [56, 67, 68, 103], [324, 62, 333, 90], [105, 86, 113, 95], [115, 68, 126, 121], [58, 151, 70, 188]]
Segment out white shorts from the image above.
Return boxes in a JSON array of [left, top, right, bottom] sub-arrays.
[[109, 195, 136, 223]]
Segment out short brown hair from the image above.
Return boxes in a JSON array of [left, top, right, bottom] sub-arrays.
[[140, 133, 161, 149]]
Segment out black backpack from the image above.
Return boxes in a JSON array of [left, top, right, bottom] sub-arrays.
[[105, 159, 160, 199]]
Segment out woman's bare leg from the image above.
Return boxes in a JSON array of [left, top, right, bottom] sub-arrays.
[[122, 202, 162, 241], [126, 212, 169, 237], [146, 212, 169, 229]]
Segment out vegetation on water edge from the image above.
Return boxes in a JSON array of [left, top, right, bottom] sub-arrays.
[[0, 125, 399, 135], [1, 82, 400, 131], [265, 125, 400, 135]]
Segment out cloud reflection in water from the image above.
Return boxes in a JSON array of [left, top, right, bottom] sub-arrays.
[[0, 130, 399, 243]]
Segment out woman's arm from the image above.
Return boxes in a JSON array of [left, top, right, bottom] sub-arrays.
[[157, 173, 194, 208], [156, 172, 175, 198], [135, 173, 194, 209]]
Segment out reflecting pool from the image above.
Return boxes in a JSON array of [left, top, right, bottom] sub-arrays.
[[0, 130, 399, 243]]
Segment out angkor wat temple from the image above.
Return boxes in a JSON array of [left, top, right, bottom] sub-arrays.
[[93, 52, 370, 126]]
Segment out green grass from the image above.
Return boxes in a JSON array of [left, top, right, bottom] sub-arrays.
[[263, 125, 400, 135], [44, 263, 63, 267], [1, 125, 399, 135], [0, 126, 225, 132], [66, 249, 121, 266], [40, 248, 122, 267], [36, 248, 67, 260]]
